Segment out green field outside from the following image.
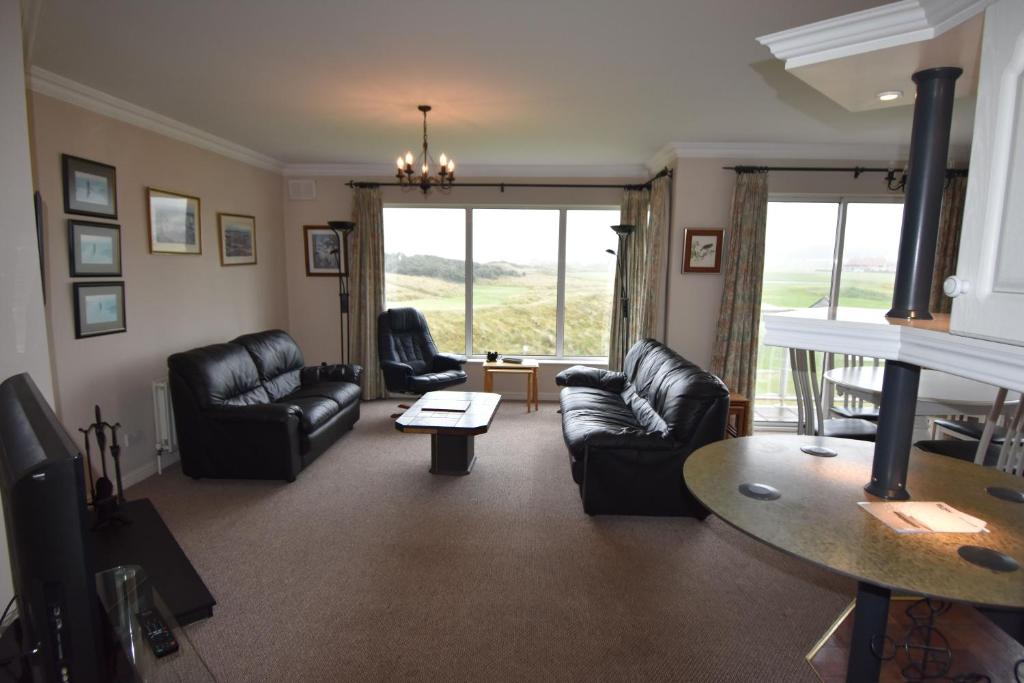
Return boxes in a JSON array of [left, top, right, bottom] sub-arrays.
[[385, 264, 613, 357], [755, 270, 895, 416]]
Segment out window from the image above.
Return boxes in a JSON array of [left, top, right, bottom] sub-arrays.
[[383, 206, 620, 359], [754, 197, 903, 424], [382, 208, 465, 354]]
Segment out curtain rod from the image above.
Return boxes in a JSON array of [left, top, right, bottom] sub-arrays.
[[723, 165, 968, 177], [346, 167, 672, 192]]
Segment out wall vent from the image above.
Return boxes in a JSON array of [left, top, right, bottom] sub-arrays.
[[288, 178, 317, 201]]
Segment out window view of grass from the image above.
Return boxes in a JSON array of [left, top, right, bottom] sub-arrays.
[[383, 207, 618, 358], [754, 201, 903, 423]]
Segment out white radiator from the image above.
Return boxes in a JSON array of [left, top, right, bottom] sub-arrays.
[[152, 380, 177, 474]]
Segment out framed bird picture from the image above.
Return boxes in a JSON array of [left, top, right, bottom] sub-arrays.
[[683, 228, 723, 273]]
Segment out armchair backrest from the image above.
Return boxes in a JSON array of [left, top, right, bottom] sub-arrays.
[[168, 343, 270, 409], [377, 308, 439, 375], [233, 330, 305, 401], [622, 339, 729, 445]]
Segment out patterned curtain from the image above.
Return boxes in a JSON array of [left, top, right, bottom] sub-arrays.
[[607, 176, 670, 370], [929, 173, 967, 315], [350, 186, 386, 399], [709, 171, 769, 433]]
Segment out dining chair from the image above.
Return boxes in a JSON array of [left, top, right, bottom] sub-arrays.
[[789, 348, 877, 441], [916, 389, 1023, 476], [827, 354, 881, 421]]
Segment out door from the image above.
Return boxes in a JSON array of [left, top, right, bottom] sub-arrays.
[[949, 0, 1024, 346]]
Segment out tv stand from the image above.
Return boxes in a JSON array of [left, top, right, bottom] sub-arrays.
[[90, 498, 215, 626]]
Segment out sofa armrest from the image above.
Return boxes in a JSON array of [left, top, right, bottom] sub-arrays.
[[204, 403, 303, 481], [432, 353, 467, 371], [304, 362, 363, 386], [555, 366, 627, 392]]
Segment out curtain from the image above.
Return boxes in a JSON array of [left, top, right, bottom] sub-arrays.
[[709, 171, 768, 433], [350, 186, 386, 399], [929, 174, 967, 315]]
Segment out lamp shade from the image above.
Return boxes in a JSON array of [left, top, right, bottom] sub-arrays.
[[327, 221, 356, 234], [611, 224, 634, 236]]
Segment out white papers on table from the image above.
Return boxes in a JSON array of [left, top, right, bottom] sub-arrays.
[[858, 501, 988, 534]]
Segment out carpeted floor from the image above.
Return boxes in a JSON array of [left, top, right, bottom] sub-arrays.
[[127, 399, 854, 682]]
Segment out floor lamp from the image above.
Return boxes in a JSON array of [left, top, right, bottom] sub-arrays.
[[327, 221, 356, 364], [611, 224, 634, 368]]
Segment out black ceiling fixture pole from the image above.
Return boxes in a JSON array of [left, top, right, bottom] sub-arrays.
[[886, 66, 962, 321], [864, 65, 962, 508]]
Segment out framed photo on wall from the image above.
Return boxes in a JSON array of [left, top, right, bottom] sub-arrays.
[[68, 220, 122, 277], [683, 228, 724, 273], [148, 188, 201, 254], [62, 155, 118, 219], [73, 282, 126, 339], [304, 225, 347, 276], [218, 213, 257, 266]]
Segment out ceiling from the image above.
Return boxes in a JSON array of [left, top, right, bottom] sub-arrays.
[[27, 0, 978, 167]]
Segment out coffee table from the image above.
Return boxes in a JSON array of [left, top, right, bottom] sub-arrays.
[[394, 391, 502, 475]]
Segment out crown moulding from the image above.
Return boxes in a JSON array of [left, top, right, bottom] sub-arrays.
[[757, 0, 994, 70]]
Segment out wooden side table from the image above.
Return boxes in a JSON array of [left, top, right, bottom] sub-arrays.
[[482, 359, 540, 412], [727, 393, 750, 437]]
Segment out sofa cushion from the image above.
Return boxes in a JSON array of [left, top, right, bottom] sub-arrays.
[[559, 387, 641, 459], [233, 330, 305, 401], [168, 343, 269, 408], [287, 382, 361, 409], [279, 396, 339, 432]]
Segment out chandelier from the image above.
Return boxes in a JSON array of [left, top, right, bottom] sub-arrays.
[[395, 105, 455, 194]]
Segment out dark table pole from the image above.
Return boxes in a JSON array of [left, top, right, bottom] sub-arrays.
[[846, 582, 892, 682]]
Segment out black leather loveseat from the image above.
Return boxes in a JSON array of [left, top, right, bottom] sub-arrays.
[[556, 339, 729, 517], [168, 330, 362, 482]]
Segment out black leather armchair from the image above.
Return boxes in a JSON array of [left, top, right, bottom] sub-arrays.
[[556, 339, 729, 517], [377, 308, 467, 394], [168, 329, 361, 482]]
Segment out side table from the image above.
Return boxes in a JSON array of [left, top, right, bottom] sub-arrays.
[[727, 393, 750, 437], [482, 359, 540, 412]]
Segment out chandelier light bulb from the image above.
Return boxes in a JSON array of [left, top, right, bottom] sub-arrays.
[[396, 157, 404, 169], [421, 163, 429, 175], [447, 160, 455, 173], [439, 153, 447, 167], [405, 151, 414, 165]]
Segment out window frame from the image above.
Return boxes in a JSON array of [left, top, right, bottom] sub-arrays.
[[754, 193, 903, 428], [383, 202, 620, 362]]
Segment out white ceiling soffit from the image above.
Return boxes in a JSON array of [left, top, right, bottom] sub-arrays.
[[27, 67, 285, 172], [645, 141, 914, 169], [757, 0, 992, 112]]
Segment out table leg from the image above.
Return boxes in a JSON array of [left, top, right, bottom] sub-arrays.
[[484, 369, 493, 393], [533, 369, 539, 411], [846, 581, 891, 683], [430, 434, 476, 475], [526, 372, 532, 412]]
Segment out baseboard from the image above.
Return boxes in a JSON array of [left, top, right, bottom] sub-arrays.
[[121, 452, 180, 490]]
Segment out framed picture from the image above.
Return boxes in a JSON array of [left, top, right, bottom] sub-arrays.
[[304, 225, 347, 276], [147, 188, 201, 254], [68, 220, 122, 277], [73, 282, 126, 339], [683, 228, 724, 273], [62, 155, 118, 219], [218, 213, 257, 266]]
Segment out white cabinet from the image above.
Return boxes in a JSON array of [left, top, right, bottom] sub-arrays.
[[950, 0, 1024, 346]]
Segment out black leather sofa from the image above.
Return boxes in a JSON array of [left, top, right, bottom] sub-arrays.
[[556, 339, 729, 517], [168, 329, 362, 482], [378, 308, 467, 393]]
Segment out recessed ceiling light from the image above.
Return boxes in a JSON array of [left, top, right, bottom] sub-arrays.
[[877, 90, 903, 102]]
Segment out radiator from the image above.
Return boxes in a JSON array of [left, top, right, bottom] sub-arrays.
[[152, 380, 177, 474]]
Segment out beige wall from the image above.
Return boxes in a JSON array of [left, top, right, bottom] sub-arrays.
[[29, 93, 288, 485], [664, 158, 907, 369], [0, 0, 54, 608], [283, 176, 636, 399]]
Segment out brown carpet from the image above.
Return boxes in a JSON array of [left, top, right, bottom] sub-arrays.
[[127, 400, 853, 682]]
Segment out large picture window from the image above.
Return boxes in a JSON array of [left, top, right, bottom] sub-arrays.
[[383, 206, 619, 359]]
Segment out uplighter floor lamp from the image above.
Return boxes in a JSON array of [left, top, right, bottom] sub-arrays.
[[611, 223, 634, 368], [328, 221, 356, 364]]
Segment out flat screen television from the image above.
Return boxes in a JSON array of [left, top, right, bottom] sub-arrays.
[[0, 373, 104, 682]]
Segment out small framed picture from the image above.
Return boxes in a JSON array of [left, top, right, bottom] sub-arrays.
[[148, 188, 201, 254], [304, 225, 347, 276], [62, 155, 118, 219], [683, 228, 724, 273], [218, 213, 257, 266], [73, 282, 126, 339], [68, 220, 121, 277]]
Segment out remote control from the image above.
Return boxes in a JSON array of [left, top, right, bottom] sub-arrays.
[[136, 609, 179, 658]]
